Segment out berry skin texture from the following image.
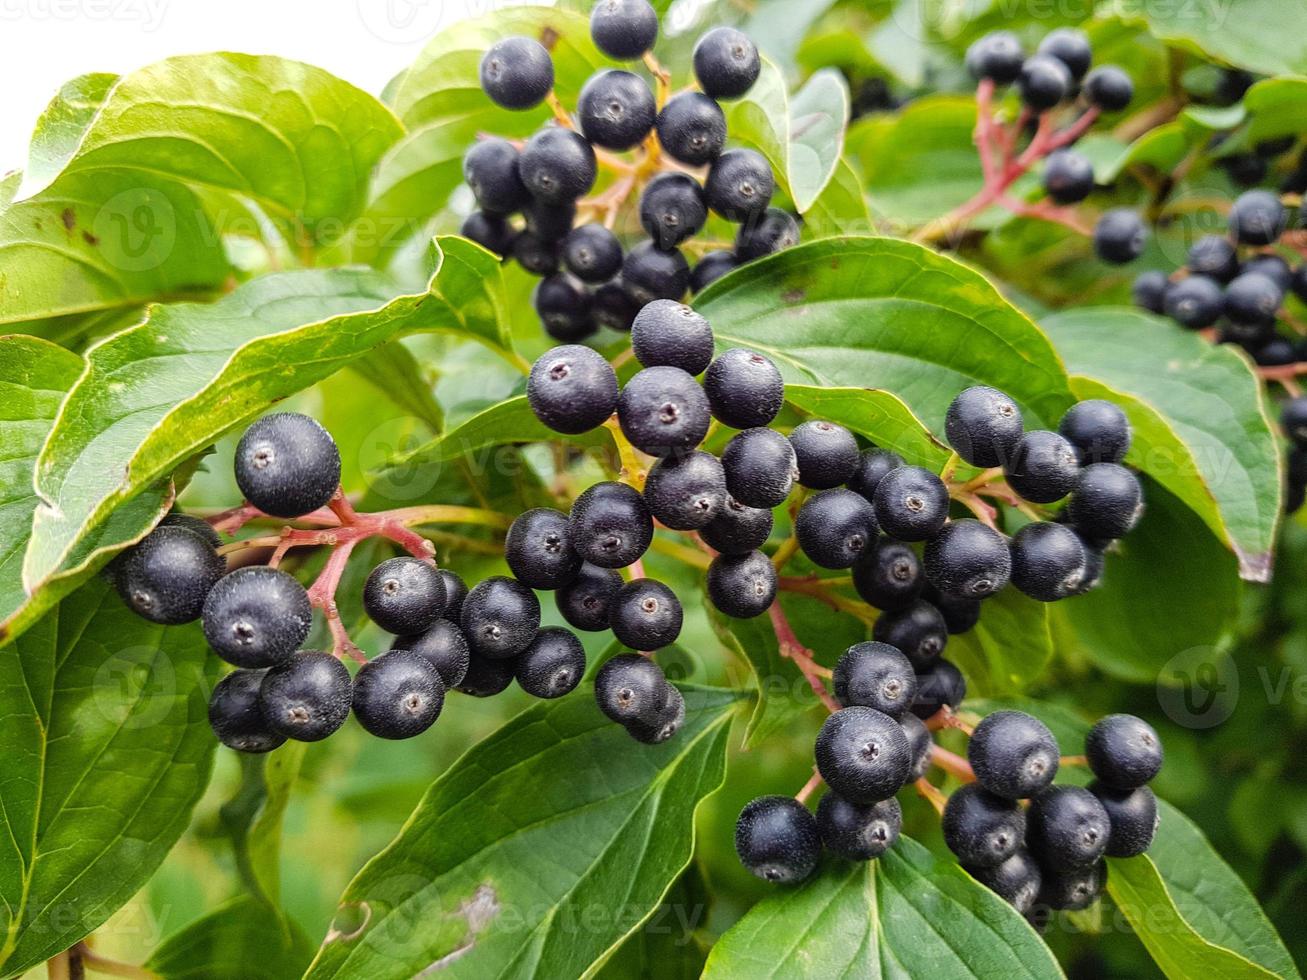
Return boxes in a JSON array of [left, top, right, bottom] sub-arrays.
[[735, 209, 800, 262], [946, 385, 1024, 467], [1084, 65, 1134, 111], [693, 27, 761, 100], [535, 274, 595, 343], [363, 557, 446, 636], [1230, 189, 1287, 245], [1188, 234, 1239, 282], [1090, 781, 1159, 857], [512, 232, 559, 276], [643, 451, 727, 531], [1027, 786, 1112, 871], [437, 570, 469, 623], [1038, 861, 1106, 911], [1132, 270, 1169, 313], [202, 566, 311, 669], [722, 427, 798, 508], [699, 496, 774, 555], [1017, 54, 1071, 110], [527, 344, 620, 435], [901, 713, 934, 780], [704, 348, 784, 429], [852, 540, 923, 612], [1163, 274, 1224, 329], [1282, 396, 1307, 447], [1225, 271, 1283, 325], [1093, 208, 1147, 264], [833, 641, 917, 719], [790, 420, 861, 489], [617, 365, 712, 457], [161, 512, 222, 548], [524, 199, 577, 242], [639, 172, 708, 249], [209, 669, 285, 754], [815, 706, 912, 805], [590, 0, 658, 60], [352, 650, 446, 739], [462, 212, 515, 257], [1068, 463, 1143, 540], [691, 250, 738, 293], [515, 626, 586, 699], [480, 37, 554, 110], [966, 849, 1042, 913], [568, 481, 654, 569], [872, 466, 950, 542], [631, 300, 715, 375], [595, 653, 670, 725], [923, 519, 1011, 600], [621, 241, 691, 305], [627, 684, 687, 744], [518, 128, 597, 205], [1009, 521, 1089, 602], [1085, 713, 1163, 789], [116, 526, 225, 625], [925, 585, 981, 635], [847, 448, 904, 503], [795, 489, 879, 569], [562, 224, 623, 284], [459, 576, 541, 660], [735, 795, 821, 884], [579, 69, 657, 150], [942, 783, 1026, 868], [505, 507, 582, 590], [965, 31, 1023, 84], [1244, 253, 1293, 291], [707, 550, 778, 619], [235, 413, 341, 519], [455, 651, 518, 698], [556, 563, 623, 632], [1059, 399, 1131, 465], [394, 619, 470, 689], [463, 138, 529, 214], [592, 281, 640, 332], [656, 91, 726, 166], [610, 578, 683, 650], [705, 149, 775, 221], [1037, 28, 1092, 80], [968, 710, 1060, 800], [258, 651, 352, 742], [873, 599, 948, 670], [910, 658, 966, 720], [1042, 150, 1094, 205], [1005, 430, 1080, 504], [817, 793, 902, 861]]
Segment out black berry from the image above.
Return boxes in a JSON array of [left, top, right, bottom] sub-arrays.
[[627, 684, 686, 744], [463, 138, 529, 213], [704, 348, 784, 429], [590, 0, 658, 60], [595, 653, 669, 725], [1163, 274, 1223, 328], [1042, 149, 1094, 205], [259, 651, 352, 742], [735, 795, 820, 884], [966, 849, 1042, 913], [617, 365, 712, 457], [352, 649, 445, 739], [1027, 786, 1111, 871], [524, 199, 577, 241], [480, 37, 554, 110], [923, 519, 1010, 599], [847, 448, 903, 502], [1059, 399, 1131, 465], [579, 69, 657, 150], [1090, 781, 1159, 857], [202, 566, 311, 668], [1068, 463, 1143, 540], [815, 706, 912, 804], [707, 550, 777, 619], [910, 658, 966, 720], [518, 128, 597, 205], [1037, 28, 1091, 80], [873, 599, 947, 669], [691, 250, 738, 292], [1009, 521, 1089, 602], [394, 619, 470, 689], [363, 557, 445, 635], [621, 241, 691, 304], [1084, 65, 1133, 111], [527, 344, 620, 435], [817, 793, 901, 861], [1131, 270, 1168, 313], [833, 641, 917, 719], [852, 539, 923, 612], [946, 385, 1024, 468], [512, 231, 559, 276], [795, 489, 879, 569], [568, 481, 653, 568], [610, 578, 683, 650], [462, 211, 515, 256], [942, 783, 1026, 867], [968, 710, 1059, 799], [592, 281, 641, 331], [722, 426, 798, 508], [639, 172, 708, 249], [1225, 271, 1283, 325], [209, 669, 285, 754], [455, 650, 517, 698], [643, 450, 727, 530], [1017, 54, 1071, 109], [437, 570, 468, 623], [1229, 189, 1287, 245], [115, 525, 225, 625], [1038, 861, 1106, 911], [872, 466, 949, 541], [693, 27, 761, 100], [705, 149, 774, 221], [562, 224, 623, 283], [735, 208, 800, 262], [556, 563, 623, 632], [1005, 430, 1080, 503], [1085, 713, 1163, 789], [790, 419, 860, 489], [631, 299, 715, 375], [699, 495, 774, 554], [965, 32, 1023, 84], [901, 713, 934, 780], [1187, 234, 1238, 282], [235, 413, 341, 519], [1282, 396, 1307, 447], [160, 512, 221, 548], [505, 507, 582, 590], [1093, 208, 1146, 264], [535, 273, 595, 342], [1244, 253, 1293, 290], [657, 91, 726, 165], [924, 584, 981, 635], [459, 576, 541, 659], [515, 626, 586, 699]]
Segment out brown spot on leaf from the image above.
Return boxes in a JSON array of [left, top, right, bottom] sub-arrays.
[[61, 208, 75, 230], [782, 289, 806, 304], [539, 25, 559, 50], [418, 884, 500, 974], [82, 231, 99, 246]]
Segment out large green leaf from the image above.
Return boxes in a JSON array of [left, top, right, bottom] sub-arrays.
[[948, 588, 1054, 696], [701, 838, 1063, 978], [783, 384, 949, 468], [304, 685, 743, 979], [802, 157, 874, 239], [23, 73, 117, 190], [1243, 76, 1307, 144], [695, 236, 1075, 433], [1115, 0, 1307, 76], [0, 578, 217, 976], [1042, 307, 1280, 579], [146, 896, 315, 980]]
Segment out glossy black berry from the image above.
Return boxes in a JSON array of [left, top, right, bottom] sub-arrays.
[[691, 250, 738, 293], [699, 495, 774, 554], [1005, 430, 1079, 504], [901, 713, 933, 781], [115, 525, 225, 625], [790, 420, 860, 489], [363, 557, 445, 635], [942, 783, 1026, 868], [707, 550, 777, 619], [657, 91, 726, 165], [593, 281, 641, 331], [556, 563, 623, 632], [910, 658, 966, 720], [160, 512, 221, 549], [1163, 274, 1223, 328], [621, 241, 691, 304], [505, 506, 584, 592], [1090, 781, 1158, 857], [639, 172, 708, 249], [644, 451, 727, 531], [590, 0, 658, 60], [968, 710, 1059, 800], [610, 578, 683, 650], [512, 231, 559, 276], [462, 211, 515, 257], [535, 274, 595, 342], [924, 584, 981, 635], [1059, 399, 1131, 465], [1068, 463, 1143, 540], [394, 619, 470, 689], [1253, 337, 1297, 366], [1093, 208, 1146, 264], [1187, 234, 1238, 282], [1085, 713, 1163, 789], [595, 653, 670, 725], [847, 448, 903, 503], [1131, 270, 1168, 313], [459, 576, 541, 659], [352, 650, 445, 739], [833, 641, 916, 719], [1027, 786, 1111, 871], [1017, 54, 1071, 109], [1037, 28, 1091, 80], [235, 413, 341, 519], [627, 684, 686, 744], [568, 481, 653, 568], [923, 519, 1011, 600], [852, 539, 923, 612], [259, 651, 352, 742], [202, 566, 311, 669], [1244, 253, 1293, 291], [965, 31, 1023, 84], [463, 138, 529, 213], [518, 128, 597, 204], [722, 427, 798, 508], [1009, 521, 1089, 602], [524, 199, 577, 241], [455, 650, 517, 698], [631, 300, 715, 375], [872, 466, 949, 542], [209, 669, 285, 753], [1282, 396, 1307, 447], [874, 599, 948, 670], [815, 706, 912, 804], [1225, 271, 1283, 325], [1038, 861, 1106, 911], [735, 795, 820, 883], [579, 69, 657, 150], [694, 27, 761, 100], [705, 149, 774, 221], [437, 570, 468, 623], [1042, 149, 1094, 205], [480, 37, 554, 110], [735, 208, 800, 262], [528, 344, 619, 435], [1084, 65, 1133, 111], [817, 793, 901, 861], [795, 489, 878, 569], [562, 224, 623, 283], [515, 626, 586, 699], [966, 849, 1042, 913], [704, 348, 784, 429], [617, 365, 712, 457], [1229, 189, 1287, 245], [946, 385, 1024, 467]]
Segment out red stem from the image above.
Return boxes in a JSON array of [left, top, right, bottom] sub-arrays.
[[931, 746, 976, 782], [795, 769, 824, 805], [767, 601, 840, 712]]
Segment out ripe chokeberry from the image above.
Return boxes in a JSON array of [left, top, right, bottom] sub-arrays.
[[235, 413, 341, 519], [515, 626, 586, 699], [627, 684, 687, 744], [631, 300, 715, 375], [639, 172, 708, 249], [901, 713, 933, 780], [817, 793, 901, 861], [690, 250, 738, 293], [1017, 54, 1071, 110], [703, 348, 784, 430], [942, 783, 1026, 868], [505, 507, 582, 590], [462, 212, 515, 257], [259, 651, 352, 742], [202, 566, 311, 669], [1093, 208, 1146, 264], [568, 481, 654, 568], [116, 525, 225, 625], [562, 224, 623, 283], [1068, 463, 1143, 540], [617, 365, 712, 457], [852, 539, 923, 612], [161, 512, 221, 548], [395, 619, 470, 689], [795, 489, 879, 569], [847, 448, 903, 503], [1027, 785, 1111, 871], [968, 710, 1059, 800], [815, 706, 912, 805], [1163, 274, 1223, 328], [352, 649, 445, 739], [1187, 234, 1239, 282], [527, 344, 620, 435], [363, 557, 446, 635], [535, 274, 595, 342], [595, 653, 670, 725], [1059, 399, 1131, 465], [643, 451, 727, 530], [1042, 149, 1094, 204], [1038, 861, 1106, 911], [722, 426, 798, 508], [459, 576, 541, 659], [656, 91, 726, 166], [693, 27, 761, 100], [735, 795, 820, 884], [592, 281, 641, 332], [699, 495, 774, 554], [524, 199, 577, 241], [556, 563, 623, 632], [873, 599, 947, 669], [1090, 781, 1158, 857], [923, 519, 1011, 600], [965, 32, 1023, 84], [707, 550, 777, 619], [621, 241, 691, 304], [1229, 189, 1287, 245], [946, 385, 1024, 468], [1005, 430, 1080, 503], [1084, 65, 1134, 111], [833, 641, 917, 719], [579, 69, 657, 150], [518, 128, 597, 205], [610, 578, 683, 650], [872, 465, 949, 541], [456, 651, 518, 698], [790, 419, 860, 489], [1244, 253, 1293, 290], [512, 232, 559, 276], [705, 149, 774, 221], [1282, 396, 1307, 446], [209, 669, 285, 753], [1224, 271, 1283, 325], [590, 0, 658, 60], [437, 570, 468, 623], [966, 849, 1042, 913], [1085, 713, 1163, 789], [1037, 28, 1091, 80], [1131, 270, 1168, 313], [735, 208, 800, 262], [1009, 521, 1089, 602], [910, 658, 966, 720], [463, 138, 530, 214], [480, 37, 554, 110], [925, 585, 981, 635]]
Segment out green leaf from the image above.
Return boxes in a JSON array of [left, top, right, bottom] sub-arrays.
[[707, 604, 810, 749], [351, 340, 445, 433], [304, 685, 743, 979], [0, 578, 218, 976], [593, 863, 711, 979], [146, 895, 316, 980], [801, 157, 873, 239], [219, 743, 307, 907], [1042, 306, 1280, 580], [783, 384, 949, 468], [948, 588, 1054, 696], [1115, 0, 1307, 77], [23, 72, 117, 190], [701, 838, 1063, 978], [1243, 76, 1307, 144], [695, 236, 1075, 434]]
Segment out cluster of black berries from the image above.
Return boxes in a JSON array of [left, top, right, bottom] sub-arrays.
[[463, 0, 796, 339], [966, 28, 1133, 117]]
